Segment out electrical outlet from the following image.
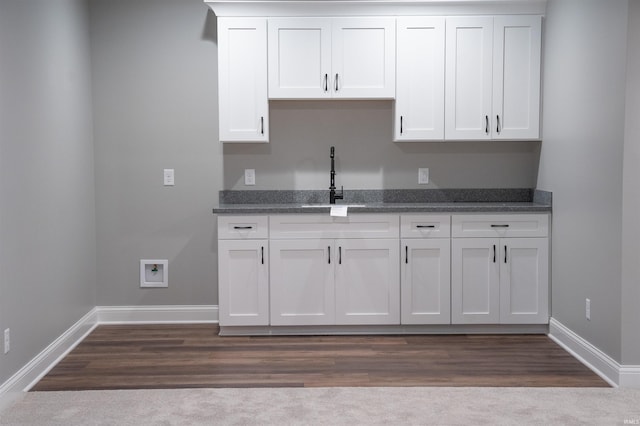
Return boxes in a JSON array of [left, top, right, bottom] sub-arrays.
[[244, 169, 256, 186], [4, 328, 9, 354], [418, 168, 429, 184], [586, 298, 591, 321]]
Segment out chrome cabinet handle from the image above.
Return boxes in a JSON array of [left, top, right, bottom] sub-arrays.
[[339, 246, 342, 264], [485, 115, 489, 134], [504, 245, 507, 264], [493, 245, 496, 263], [496, 115, 501, 134], [260, 116, 264, 135], [261, 246, 264, 265], [328, 246, 331, 264], [405, 246, 408, 264], [400, 116, 404, 134], [324, 74, 328, 92], [335, 73, 339, 92]]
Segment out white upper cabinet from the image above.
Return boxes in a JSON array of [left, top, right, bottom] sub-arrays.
[[267, 18, 332, 99], [445, 16, 541, 141], [395, 17, 446, 141], [218, 18, 269, 142], [445, 17, 494, 140], [268, 17, 396, 99], [492, 15, 542, 140]]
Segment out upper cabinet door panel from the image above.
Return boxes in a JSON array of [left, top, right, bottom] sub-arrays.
[[218, 18, 269, 142], [492, 15, 542, 140], [268, 18, 332, 99], [445, 17, 493, 140], [331, 18, 396, 99], [395, 17, 445, 141]]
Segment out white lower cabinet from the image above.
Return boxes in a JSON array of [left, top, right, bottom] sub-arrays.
[[400, 214, 451, 324], [270, 238, 400, 325], [269, 239, 335, 326], [499, 238, 549, 324], [218, 240, 269, 326], [451, 214, 549, 325], [217, 213, 549, 331], [451, 238, 500, 324], [217, 216, 269, 326], [334, 239, 400, 325], [401, 239, 451, 324]]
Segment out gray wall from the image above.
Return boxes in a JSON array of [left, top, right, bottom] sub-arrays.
[[0, 0, 96, 384], [622, 0, 640, 365], [538, 0, 629, 362], [224, 103, 541, 190], [90, 0, 220, 305]]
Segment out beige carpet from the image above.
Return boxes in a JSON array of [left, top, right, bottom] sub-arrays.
[[1, 387, 639, 425]]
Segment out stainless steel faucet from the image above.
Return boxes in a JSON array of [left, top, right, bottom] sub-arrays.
[[329, 146, 344, 204]]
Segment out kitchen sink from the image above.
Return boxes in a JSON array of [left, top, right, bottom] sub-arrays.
[[300, 204, 366, 208]]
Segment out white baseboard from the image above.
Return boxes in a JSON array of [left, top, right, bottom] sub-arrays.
[[0, 308, 99, 411], [0, 305, 219, 412], [96, 305, 218, 324], [548, 317, 640, 388], [619, 366, 640, 388]]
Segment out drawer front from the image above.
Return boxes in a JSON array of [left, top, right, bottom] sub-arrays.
[[400, 215, 451, 238], [451, 214, 549, 238], [218, 215, 268, 239], [270, 214, 399, 239]]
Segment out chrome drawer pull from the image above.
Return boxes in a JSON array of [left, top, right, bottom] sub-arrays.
[[490, 224, 510, 228], [416, 225, 436, 229], [233, 226, 253, 230]]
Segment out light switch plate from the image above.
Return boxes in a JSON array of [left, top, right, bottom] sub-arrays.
[[418, 168, 429, 184], [163, 169, 175, 186], [245, 169, 256, 186]]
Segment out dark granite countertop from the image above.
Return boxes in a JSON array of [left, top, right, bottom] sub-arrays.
[[212, 189, 552, 214]]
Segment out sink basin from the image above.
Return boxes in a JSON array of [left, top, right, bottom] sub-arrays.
[[300, 204, 366, 208]]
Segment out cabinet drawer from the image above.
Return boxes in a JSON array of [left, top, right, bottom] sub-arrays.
[[270, 214, 399, 239], [401, 215, 450, 238], [218, 215, 268, 239], [451, 214, 549, 238]]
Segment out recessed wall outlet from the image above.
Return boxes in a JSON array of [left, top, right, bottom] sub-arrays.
[[244, 169, 256, 186], [140, 259, 168, 288], [586, 298, 591, 321], [418, 168, 429, 184], [4, 328, 9, 354], [163, 169, 175, 186]]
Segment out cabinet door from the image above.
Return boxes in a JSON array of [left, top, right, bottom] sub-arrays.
[[401, 239, 451, 324], [492, 16, 541, 140], [500, 238, 549, 324], [218, 240, 269, 326], [451, 238, 500, 324], [269, 240, 335, 325], [331, 18, 396, 99], [218, 18, 268, 142], [268, 18, 332, 99], [445, 17, 493, 140], [395, 17, 445, 141], [334, 239, 400, 325]]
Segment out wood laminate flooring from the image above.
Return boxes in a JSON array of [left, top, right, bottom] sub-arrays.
[[31, 324, 609, 391]]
